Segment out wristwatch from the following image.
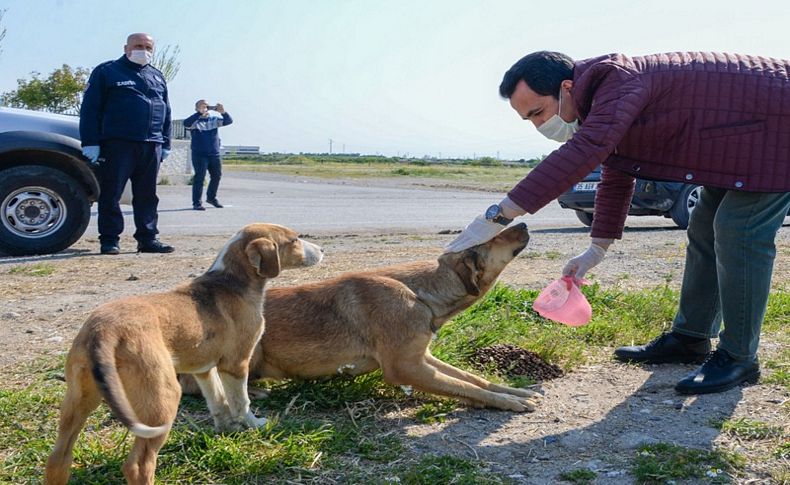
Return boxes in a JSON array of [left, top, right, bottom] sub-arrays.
[[485, 204, 513, 226]]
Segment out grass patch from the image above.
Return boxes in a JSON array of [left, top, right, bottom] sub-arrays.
[[224, 160, 530, 192], [775, 441, 790, 459], [9, 262, 56, 277], [559, 468, 597, 484], [414, 399, 458, 424], [396, 455, 514, 484], [432, 283, 681, 373], [712, 417, 784, 440], [633, 443, 745, 484]]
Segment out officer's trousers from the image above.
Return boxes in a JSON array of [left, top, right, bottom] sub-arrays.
[[672, 187, 790, 361], [97, 139, 162, 245]]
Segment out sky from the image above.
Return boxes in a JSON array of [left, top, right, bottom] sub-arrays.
[[1, 0, 789, 159]]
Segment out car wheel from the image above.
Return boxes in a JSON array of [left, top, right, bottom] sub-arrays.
[[670, 185, 702, 229], [0, 165, 91, 256], [574, 210, 594, 227]]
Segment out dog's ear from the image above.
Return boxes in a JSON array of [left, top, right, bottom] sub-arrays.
[[245, 237, 280, 278], [454, 250, 483, 296]]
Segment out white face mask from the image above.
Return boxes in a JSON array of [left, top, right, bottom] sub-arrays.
[[128, 49, 152, 66], [536, 90, 579, 142]]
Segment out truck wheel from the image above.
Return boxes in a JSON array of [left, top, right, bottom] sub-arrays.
[[0, 165, 91, 256], [670, 185, 702, 229], [575, 210, 594, 227]]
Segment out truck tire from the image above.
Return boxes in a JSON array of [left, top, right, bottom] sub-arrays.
[[574, 210, 594, 227], [669, 184, 702, 229], [0, 165, 91, 256]]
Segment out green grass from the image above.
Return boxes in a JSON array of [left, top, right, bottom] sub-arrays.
[[559, 468, 597, 484], [632, 443, 745, 484], [414, 399, 458, 424], [223, 159, 531, 192], [396, 455, 514, 484], [1, 284, 787, 483], [9, 262, 56, 276], [712, 417, 785, 440], [432, 283, 681, 373]]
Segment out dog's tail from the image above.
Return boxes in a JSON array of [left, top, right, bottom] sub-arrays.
[[88, 330, 170, 439]]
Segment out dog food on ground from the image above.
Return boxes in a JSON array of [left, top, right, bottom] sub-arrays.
[[470, 344, 564, 381]]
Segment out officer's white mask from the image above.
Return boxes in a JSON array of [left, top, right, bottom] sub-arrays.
[[128, 49, 153, 66], [536, 90, 579, 142]]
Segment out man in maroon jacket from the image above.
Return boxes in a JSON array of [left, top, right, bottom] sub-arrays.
[[447, 51, 790, 395]]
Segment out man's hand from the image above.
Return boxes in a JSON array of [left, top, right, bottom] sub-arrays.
[[444, 215, 504, 253], [215, 102, 225, 114], [562, 238, 614, 279], [161, 148, 171, 160], [82, 146, 100, 163]]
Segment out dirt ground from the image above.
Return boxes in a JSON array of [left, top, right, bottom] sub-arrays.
[[1, 206, 788, 483]]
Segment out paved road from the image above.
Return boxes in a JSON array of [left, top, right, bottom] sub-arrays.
[[83, 171, 675, 237]]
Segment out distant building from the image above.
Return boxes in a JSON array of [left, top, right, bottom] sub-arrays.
[[221, 145, 260, 155]]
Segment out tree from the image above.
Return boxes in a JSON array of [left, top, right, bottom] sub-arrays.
[[152, 44, 181, 82], [0, 64, 89, 114]]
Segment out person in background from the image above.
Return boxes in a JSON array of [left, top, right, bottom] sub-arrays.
[[183, 100, 233, 210], [447, 51, 790, 395], [80, 32, 174, 254]]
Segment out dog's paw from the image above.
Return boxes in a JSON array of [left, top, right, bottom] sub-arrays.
[[497, 394, 539, 412], [244, 411, 268, 429]]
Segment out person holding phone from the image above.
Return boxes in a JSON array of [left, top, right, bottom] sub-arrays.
[[183, 100, 233, 210]]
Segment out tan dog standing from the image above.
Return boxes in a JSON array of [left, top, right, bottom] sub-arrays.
[[183, 222, 540, 411], [46, 223, 323, 485]]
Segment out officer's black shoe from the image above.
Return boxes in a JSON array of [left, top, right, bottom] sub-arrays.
[[614, 332, 711, 364], [675, 349, 760, 395], [207, 198, 223, 208], [100, 243, 120, 255], [193, 204, 206, 211], [137, 240, 175, 254]]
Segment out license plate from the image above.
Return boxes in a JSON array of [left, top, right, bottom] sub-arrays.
[[573, 182, 598, 192]]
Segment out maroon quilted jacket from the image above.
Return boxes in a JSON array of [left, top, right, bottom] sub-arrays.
[[507, 52, 790, 239]]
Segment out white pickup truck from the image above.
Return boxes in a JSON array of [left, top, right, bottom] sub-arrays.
[[0, 107, 99, 256]]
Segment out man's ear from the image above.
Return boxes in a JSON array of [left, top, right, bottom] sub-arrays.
[[454, 250, 483, 296], [245, 238, 280, 278]]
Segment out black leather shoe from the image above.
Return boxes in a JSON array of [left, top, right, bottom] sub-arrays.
[[614, 332, 710, 364], [207, 199, 223, 208], [137, 240, 175, 253], [675, 349, 760, 395], [100, 243, 120, 255], [193, 204, 206, 211]]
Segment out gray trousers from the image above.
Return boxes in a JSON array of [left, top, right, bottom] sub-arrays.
[[672, 187, 790, 361]]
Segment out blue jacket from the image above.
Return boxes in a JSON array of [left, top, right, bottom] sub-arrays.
[[80, 55, 171, 149], [183, 111, 233, 156]]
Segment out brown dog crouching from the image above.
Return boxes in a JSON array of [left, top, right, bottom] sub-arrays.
[[182, 223, 540, 412], [46, 223, 323, 485]]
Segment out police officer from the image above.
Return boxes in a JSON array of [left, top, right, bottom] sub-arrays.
[[80, 32, 175, 255]]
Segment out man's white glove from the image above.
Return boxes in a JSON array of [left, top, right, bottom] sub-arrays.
[[445, 215, 504, 253], [562, 238, 614, 279], [161, 148, 171, 160], [82, 146, 100, 163]]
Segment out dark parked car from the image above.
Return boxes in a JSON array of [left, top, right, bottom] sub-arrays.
[[0, 107, 99, 256], [557, 166, 702, 229]]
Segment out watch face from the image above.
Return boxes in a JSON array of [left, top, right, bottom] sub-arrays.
[[485, 204, 500, 221]]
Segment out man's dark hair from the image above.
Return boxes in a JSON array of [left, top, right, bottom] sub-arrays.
[[499, 51, 574, 99]]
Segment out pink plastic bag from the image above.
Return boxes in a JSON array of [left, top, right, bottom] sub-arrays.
[[532, 276, 592, 327]]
